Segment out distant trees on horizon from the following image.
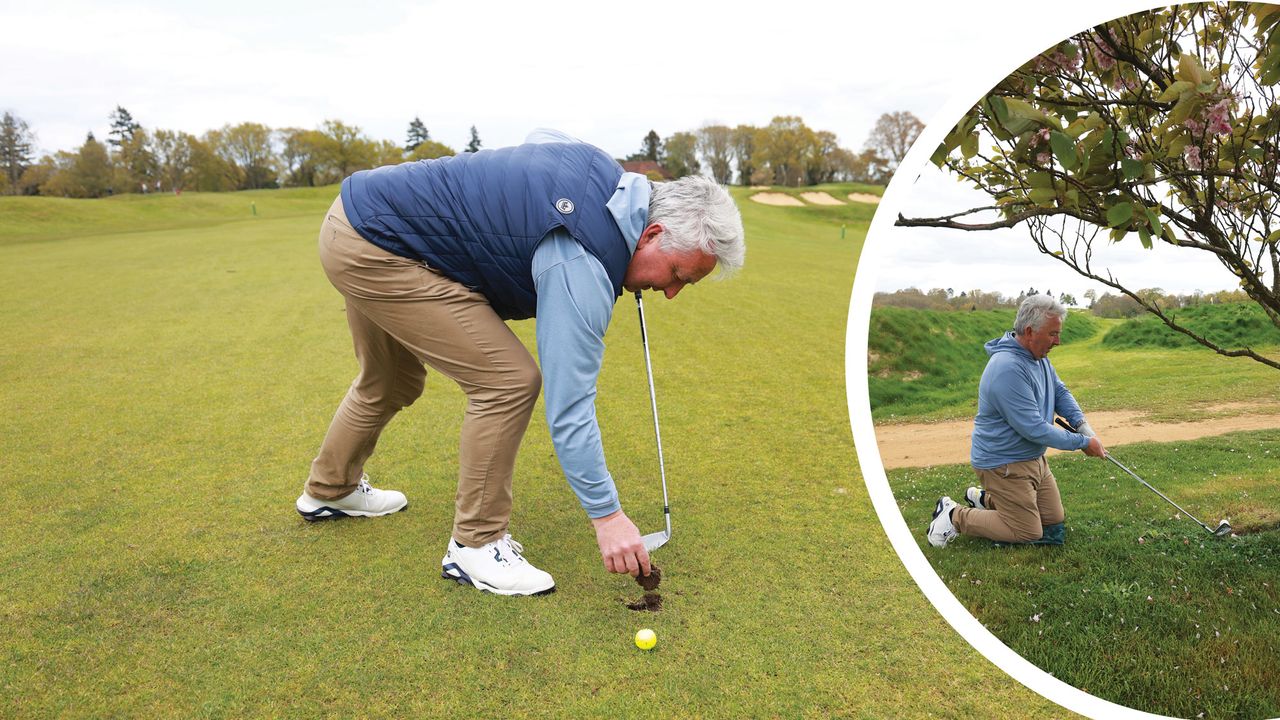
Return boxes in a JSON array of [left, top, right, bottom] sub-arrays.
[[873, 286, 1253, 316], [0, 107, 924, 198]]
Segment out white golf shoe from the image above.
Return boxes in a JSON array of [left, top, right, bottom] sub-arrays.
[[927, 496, 959, 548], [295, 474, 407, 521], [964, 486, 989, 510], [441, 534, 556, 596]]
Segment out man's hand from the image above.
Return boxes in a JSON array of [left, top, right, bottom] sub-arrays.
[[591, 510, 652, 577], [1084, 436, 1106, 457]]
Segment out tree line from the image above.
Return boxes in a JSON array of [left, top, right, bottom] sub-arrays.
[[873, 286, 1252, 315], [0, 107, 923, 198]]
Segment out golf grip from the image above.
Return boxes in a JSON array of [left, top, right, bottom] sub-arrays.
[[1054, 417, 1077, 433]]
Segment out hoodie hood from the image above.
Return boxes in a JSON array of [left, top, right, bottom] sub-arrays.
[[985, 331, 1034, 360]]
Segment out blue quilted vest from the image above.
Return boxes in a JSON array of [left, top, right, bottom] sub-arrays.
[[339, 142, 631, 320]]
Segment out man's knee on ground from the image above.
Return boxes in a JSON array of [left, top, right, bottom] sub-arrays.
[[1010, 525, 1044, 543]]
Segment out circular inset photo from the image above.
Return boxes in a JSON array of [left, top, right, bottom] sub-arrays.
[[852, 3, 1280, 719]]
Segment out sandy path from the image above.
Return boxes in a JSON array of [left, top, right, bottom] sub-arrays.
[[750, 192, 805, 206], [874, 401, 1280, 469]]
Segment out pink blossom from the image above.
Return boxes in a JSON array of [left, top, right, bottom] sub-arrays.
[[1091, 33, 1116, 71], [1184, 118, 1204, 134], [1184, 145, 1203, 170], [1034, 47, 1081, 74], [1206, 99, 1232, 135]]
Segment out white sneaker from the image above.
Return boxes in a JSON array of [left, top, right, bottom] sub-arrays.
[[965, 486, 989, 510], [441, 534, 556, 596], [295, 474, 407, 521], [927, 496, 959, 548]]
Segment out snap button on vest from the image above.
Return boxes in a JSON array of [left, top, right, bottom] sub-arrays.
[[555, 198, 574, 214]]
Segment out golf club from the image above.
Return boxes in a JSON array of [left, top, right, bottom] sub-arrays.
[[1055, 417, 1232, 537], [635, 291, 671, 553]]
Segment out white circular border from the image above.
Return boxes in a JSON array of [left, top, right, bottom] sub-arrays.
[[846, 3, 1187, 719]]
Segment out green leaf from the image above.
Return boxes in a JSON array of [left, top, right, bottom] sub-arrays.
[[1003, 98, 1055, 128], [930, 143, 948, 167], [1177, 53, 1206, 84], [961, 131, 979, 159], [987, 96, 1009, 127], [1049, 131, 1078, 170], [1026, 171, 1054, 189], [1167, 94, 1205, 127], [1121, 158, 1145, 180], [1157, 80, 1195, 102], [1138, 226, 1153, 248], [1028, 187, 1058, 205], [1107, 201, 1134, 227], [1143, 206, 1163, 238]]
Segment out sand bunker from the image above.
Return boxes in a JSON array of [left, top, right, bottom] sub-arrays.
[[874, 401, 1280, 469], [800, 192, 845, 205], [848, 193, 882, 204], [750, 192, 805, 207]]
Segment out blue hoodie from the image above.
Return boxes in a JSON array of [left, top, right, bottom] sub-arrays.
[[970, 332, 1089, 469]]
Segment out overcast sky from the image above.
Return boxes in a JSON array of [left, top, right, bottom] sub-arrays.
[[2, 0, 1137, 160], [4, 0, 1221, 295]]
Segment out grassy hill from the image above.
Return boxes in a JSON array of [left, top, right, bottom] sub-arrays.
[[867, 306, 1099, 421], [1102, 302, 1280, 349], [0, 185, 337, 246]]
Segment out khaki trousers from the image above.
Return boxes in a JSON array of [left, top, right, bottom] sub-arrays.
[[952, 456, 1064, 543], [306, 196, 541, 547]]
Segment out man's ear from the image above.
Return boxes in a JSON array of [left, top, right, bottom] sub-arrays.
[[638, 223, 663, 247]]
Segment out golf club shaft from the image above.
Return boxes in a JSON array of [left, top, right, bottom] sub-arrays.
[[1100, 454, 1215, 532], [635, 292, 671, 535], [1054, 417, 1216, 533]]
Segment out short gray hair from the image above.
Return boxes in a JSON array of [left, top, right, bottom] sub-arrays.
[[648, 175, 745, 276], [1013, 294, 1067, 335]]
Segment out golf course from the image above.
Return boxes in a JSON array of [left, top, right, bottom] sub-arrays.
[[2, 185, 1073, 718], [870, 305, 1280, 719]]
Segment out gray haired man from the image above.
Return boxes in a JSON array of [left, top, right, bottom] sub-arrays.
[[295, 130, 745, 595], [928, 294, 1106, 547]]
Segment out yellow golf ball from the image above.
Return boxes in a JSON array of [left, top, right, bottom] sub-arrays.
[[634, 628, 657, 650]]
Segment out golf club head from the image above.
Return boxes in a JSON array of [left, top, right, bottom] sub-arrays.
[[642, 530, 669, 552], [1213, 520, 1233, 537]]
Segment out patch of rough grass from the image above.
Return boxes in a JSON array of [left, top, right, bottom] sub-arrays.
[[891, 430, 1280, 719]]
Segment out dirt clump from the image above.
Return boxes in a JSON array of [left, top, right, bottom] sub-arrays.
[[626, 564, 663, 611], [636, 564, 661, 591]]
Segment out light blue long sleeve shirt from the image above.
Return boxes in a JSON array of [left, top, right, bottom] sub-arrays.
[[526, 129, 649, 518], [970, 332, 1089, 469]]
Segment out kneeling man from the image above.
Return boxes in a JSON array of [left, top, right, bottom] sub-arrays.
[[928, 294, 1105, 548]]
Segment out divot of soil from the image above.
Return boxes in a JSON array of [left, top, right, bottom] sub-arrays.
[[626, 564, 663, 611], [626, 593, 663, 612], [636, 564, 662, 591]]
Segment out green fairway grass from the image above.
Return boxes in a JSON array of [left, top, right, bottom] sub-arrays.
[[0, 186, 1065, 718], [871, 306, 1280, 717]]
